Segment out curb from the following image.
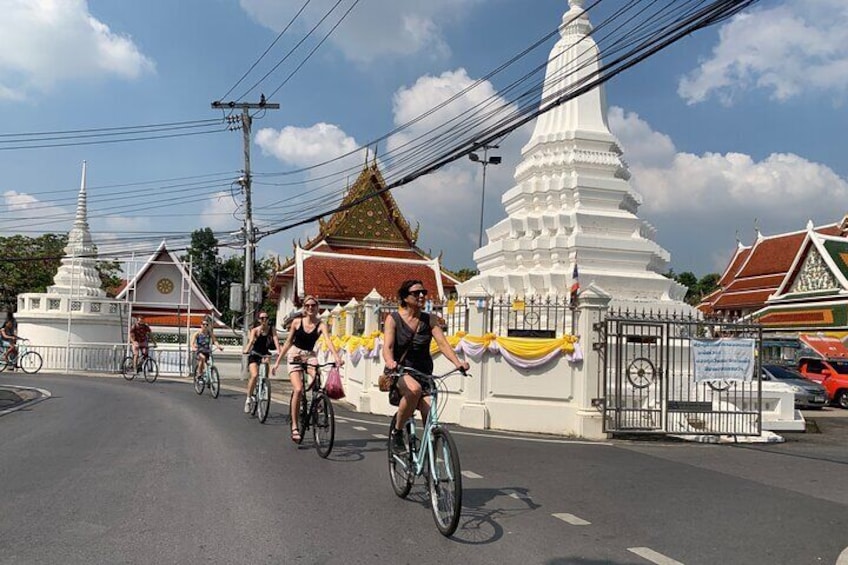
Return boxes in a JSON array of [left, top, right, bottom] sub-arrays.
[[0, 385, 52, 417]]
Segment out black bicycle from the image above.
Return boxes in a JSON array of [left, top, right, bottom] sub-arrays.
[[121, 345, 159, 383], [290, 359, 337, 458]]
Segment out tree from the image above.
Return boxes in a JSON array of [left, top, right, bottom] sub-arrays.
[[665, 269, 721, 305], [451, 267, 479, 282]]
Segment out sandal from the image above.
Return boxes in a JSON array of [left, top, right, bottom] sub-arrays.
[[291, 428, 302, 443]]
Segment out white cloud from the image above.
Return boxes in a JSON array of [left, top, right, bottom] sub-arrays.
[[679, 0, 848, 104], [239, 0, 480, 64], [2, 190, 71, 231], [0, 0, 155, 100], [199, 191, 242, 231], [609, 106, 848, 271], [255, 123, 359, 167]]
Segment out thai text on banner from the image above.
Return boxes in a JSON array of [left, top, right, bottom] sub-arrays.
[[692, 338, 755, 383]]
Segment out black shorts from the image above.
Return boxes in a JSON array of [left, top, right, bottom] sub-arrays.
[[248, 354, 269, 366]]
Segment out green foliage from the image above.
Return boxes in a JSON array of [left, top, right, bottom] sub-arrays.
[[0, 234, 67, 301], [182, 229, 278, 328], [451, 267, 479, 282], [667, 269, 721, 305]]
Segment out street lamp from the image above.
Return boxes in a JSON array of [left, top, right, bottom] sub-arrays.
[[468, 145, 501, 249]]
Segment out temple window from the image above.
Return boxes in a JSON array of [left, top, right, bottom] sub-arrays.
[[48, 298, 61, 310]]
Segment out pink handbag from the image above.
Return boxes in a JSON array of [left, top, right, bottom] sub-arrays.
[[325, 366, 345, 400]]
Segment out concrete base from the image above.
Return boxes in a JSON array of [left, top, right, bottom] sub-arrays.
[[459, 403, 489, 430]]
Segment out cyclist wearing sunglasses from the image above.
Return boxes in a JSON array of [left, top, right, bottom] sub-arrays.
[[382, 279, 469, 454], [243, 311, 281, 413], [191, 317, 222, 381], [273, 296, 344, 442]]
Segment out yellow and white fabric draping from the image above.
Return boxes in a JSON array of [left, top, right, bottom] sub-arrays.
[[324, 331, 582, 369]]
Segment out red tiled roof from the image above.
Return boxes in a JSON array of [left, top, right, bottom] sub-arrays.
[[737, 233, 806, 277], [719, 247, 751, 286], [302, 255, 452, 302], [319, 243, 426, 261], [723, 274, 785, 292], [142, 314, 221, 328], [712, 289, 773, 309]]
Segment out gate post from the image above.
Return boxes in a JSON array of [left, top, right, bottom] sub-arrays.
[[459, 285, 490, 429], [574, 283, 611, 440]]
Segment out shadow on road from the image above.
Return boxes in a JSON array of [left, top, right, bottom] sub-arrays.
[[325, 438, 386, 462]]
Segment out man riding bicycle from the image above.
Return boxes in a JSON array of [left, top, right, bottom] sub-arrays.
[[130, 318, 154, 374]]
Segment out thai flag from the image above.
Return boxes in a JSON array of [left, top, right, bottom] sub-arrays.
[[570, 261, 579, 306]]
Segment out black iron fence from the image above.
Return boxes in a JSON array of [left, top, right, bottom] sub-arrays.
[[488, 295, 572, 337], [598, 309, 763, 436]]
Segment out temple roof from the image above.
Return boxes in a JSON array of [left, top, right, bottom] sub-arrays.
[[305, 162, 419, 250], [269, 161, 459, 303], [700, 221, 846, 314]]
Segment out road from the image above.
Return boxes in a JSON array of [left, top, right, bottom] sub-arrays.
[[1, 374, 847, 565]]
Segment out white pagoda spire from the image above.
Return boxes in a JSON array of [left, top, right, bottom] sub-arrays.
[[458, 2, 688, 310], [47, 161, 106, 297]]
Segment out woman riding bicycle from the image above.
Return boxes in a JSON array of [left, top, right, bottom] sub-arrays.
[[192, 317, 222, 382], [272, 296, 344, 443], [382, 280, 468, 454], [243, 312, 281, 414], [1, 318, 18, 366]]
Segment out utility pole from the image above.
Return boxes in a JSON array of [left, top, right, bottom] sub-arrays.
[[212, 98, 279, 372]]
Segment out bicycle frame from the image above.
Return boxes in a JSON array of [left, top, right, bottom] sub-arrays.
[[393, 368, 458, 478]]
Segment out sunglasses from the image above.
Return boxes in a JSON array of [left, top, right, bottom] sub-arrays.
[[304, 303, 318, 308], [258, 316, 268, 321], [408, 289, 428, 297]]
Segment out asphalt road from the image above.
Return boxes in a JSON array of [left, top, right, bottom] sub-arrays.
[[1, 374, 847, 565]]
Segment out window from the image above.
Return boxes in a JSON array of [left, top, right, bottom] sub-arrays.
[[48, 298, 61, 310]]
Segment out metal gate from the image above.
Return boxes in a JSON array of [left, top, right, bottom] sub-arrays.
[[596, 311, 763, 436]]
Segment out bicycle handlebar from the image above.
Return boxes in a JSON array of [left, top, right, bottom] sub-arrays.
[[291, 358, 337, 368], [388, 365, 470, 381]]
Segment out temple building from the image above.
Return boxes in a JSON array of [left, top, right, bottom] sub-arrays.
[[456, 0, 688, 312], [269, 159, 460, 317], [700, 217, 848, 334]]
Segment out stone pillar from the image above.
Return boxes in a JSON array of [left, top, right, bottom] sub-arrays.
[[459, 284, 491, 429], [573, 283, 611, 440], [363, 289, 382, 335], [344, 298, 358, 336], [331, 305, 343, 337]]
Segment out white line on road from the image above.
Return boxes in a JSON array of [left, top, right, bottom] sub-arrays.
[[461, 470, 483, 479], [552, 513, 591, 526], [372, 433, 388, 439], [501, 488, 532, 502], [352, 426, 368, 431], [836, 546, 848, 565], [627, 547, 684, 565]]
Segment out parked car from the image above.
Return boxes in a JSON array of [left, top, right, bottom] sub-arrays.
[[762, 364, 828, 410], [797, 357, 848, 409]]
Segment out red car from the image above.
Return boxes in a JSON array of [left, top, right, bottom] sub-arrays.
[[797, 357, 848, 409]]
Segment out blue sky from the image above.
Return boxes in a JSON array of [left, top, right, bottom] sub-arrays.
[[1, 0, 847, 279]]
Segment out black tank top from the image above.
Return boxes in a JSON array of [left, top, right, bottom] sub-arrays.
[[391, 311, 433, 375], [293, 321, 320, 350], [252, 329, 275, 355]]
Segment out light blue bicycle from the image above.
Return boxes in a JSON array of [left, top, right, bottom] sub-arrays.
[[387, 365, 468, 537]]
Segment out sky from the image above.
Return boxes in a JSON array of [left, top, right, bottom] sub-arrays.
[[1, 0, 847, 279]]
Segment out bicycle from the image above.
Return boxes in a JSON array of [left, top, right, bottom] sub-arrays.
[[193, 352, 220, 398], [290, 359, 337, 459], [247, 352, 271, 423], [0, 338, 43, 374], [121, 345, 159, 383], [386, 365, 468, 537]]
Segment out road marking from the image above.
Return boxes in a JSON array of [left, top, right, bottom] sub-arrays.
[[461, 470, 483, 479], [372, 433, 388, 439], [552, 513, 591, 526], [627, 547, 684, 565], [0, 386, 52, 417], [335, 417, 348, 423], [836, 546, 848, 565], [352, 426, 368, 431], [501, 488, 532, 502]]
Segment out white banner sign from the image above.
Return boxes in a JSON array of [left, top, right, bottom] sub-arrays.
[[692, 338, 756, 383]]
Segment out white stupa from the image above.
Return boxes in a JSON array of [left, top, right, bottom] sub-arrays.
[[17, 162, 125, 352], [458, 0, 690, 312]]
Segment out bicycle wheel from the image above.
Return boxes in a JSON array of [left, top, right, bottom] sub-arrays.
[[312, 394, 335, 458], [428, 427, 462, 536], [250, 379, 261, 417], [387, 415, 414, 499], [258, 378, 271, 423], [19, 351, 44, 374], [143, 358, 159, 383], [209, 366, 220, 398], [194, 369, 205, 394], [121, 356, 135, 381]]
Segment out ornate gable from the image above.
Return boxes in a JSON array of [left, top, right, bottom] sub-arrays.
[[308, 163, 420, 249], [788, 246, 839, 294]]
